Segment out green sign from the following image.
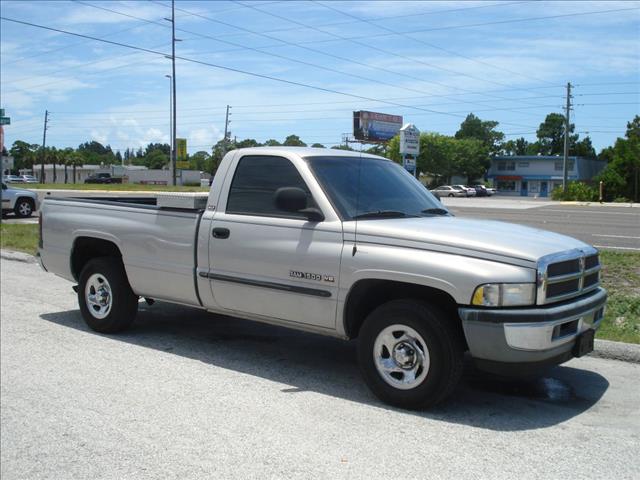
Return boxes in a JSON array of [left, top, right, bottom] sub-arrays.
[[0, 117, 10, 126]]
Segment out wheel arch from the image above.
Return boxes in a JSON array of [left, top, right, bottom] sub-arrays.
[[343, 279, 465, 346], [70, 236, 123, 281]]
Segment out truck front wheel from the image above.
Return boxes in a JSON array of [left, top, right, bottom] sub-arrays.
[[78, 257, 138, 333], [358, 300, 464, 409]]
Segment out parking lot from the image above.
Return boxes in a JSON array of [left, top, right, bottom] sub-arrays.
[[2, 258, 640, 479]]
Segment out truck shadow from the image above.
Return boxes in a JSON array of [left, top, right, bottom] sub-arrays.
[[40, 302, 610, 432]]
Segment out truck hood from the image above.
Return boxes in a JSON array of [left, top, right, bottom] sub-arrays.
[[353, 216, 591, 263]]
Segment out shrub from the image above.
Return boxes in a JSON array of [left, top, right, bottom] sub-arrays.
[[551, 182, 598, 201]]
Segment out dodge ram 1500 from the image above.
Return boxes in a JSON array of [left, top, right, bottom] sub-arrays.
[[38, 147, 606, 408]]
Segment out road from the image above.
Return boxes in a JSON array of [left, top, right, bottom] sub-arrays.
[[442, 197, 640, 251], [2, 258, 639, 479]]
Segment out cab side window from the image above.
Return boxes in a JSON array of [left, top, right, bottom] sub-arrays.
[[226, 155, 317, 219]]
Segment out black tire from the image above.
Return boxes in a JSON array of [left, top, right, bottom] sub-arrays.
[[447, 193, 454, 197], [78, 257, 138, 333], [358, 300, 464, 409], [14, 197, 34, 218]]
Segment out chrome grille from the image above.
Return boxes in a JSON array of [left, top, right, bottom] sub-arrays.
[[537, 248, 601, 305]]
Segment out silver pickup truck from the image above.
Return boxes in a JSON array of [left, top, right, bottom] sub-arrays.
[[38, 147, 607, 408]]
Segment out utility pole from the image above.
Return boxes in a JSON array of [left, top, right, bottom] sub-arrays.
[[562, 82, 572, 193], [40, 110, 49, 184], [171, 0, 177, 185], [164, 0, 178, 185]]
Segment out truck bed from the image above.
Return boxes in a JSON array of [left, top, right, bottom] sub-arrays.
[[40, 195, 207, 307]]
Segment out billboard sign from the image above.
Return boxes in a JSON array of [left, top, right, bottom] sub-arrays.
[[399, 123, 420, 155], [353, 111, 403, 142], [176, 138, 187, 160]]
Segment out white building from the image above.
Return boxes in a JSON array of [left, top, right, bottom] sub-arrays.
[[33, 164, 203, 186]]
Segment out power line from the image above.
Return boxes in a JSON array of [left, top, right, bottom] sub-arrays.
[[313, 0, 555, 86], [155, 0, 561, 109], [66, 0, 551, 119], [296, 5, 640, 42], [3, 41, 170, 87], [231, 0, 560, 96], [3, 16, 635, 133], [0, 17, 169, 56], [1, 19, 163, 67], [80, 0, 517, 107], [0, 16, 493, 123], [157, 1, 528, 44]]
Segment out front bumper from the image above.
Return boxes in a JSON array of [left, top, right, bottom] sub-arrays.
[[458, 288, 607, 375]]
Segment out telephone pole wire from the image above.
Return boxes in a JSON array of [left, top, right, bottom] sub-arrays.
[[40, 109, 49, 184], [562, 82, 572, 193]]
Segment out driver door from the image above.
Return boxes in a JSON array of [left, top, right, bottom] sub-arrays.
[[206, 154, 343, 330]]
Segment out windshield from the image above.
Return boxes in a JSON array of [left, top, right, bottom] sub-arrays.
[[305, 156, 447, 220]]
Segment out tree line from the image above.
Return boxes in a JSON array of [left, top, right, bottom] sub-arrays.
[[4, 111, 638, 201]]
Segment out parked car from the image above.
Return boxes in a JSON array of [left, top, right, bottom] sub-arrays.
[[470, 185, 490, 197], [453, 185, 476, 197], [2, 174, 25, 184], [39, 147, 606, 409], [486, 187, 497, 195], [1, 182, 38, 217], [84, 173, 122, 184], [21, 174, 38, 184], [430, 185, 466, 198]]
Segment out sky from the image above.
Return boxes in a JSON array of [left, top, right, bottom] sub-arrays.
[[1, 0, 639, 155]]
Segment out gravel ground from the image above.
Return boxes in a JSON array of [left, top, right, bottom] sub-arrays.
[[2, 258, 640, 480]]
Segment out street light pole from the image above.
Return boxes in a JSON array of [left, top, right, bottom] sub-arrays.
[[40, 110, 48, 184]]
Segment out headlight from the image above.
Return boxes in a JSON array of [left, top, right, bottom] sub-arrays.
[[471, 283, 535, 307]]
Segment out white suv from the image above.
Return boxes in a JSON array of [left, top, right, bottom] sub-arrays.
[[1, 182, 39, 218]]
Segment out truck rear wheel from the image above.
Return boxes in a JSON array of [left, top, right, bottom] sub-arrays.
[[357, 299, 464, 409], [78, 257, 138, 333]]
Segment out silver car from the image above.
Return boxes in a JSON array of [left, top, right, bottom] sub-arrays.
[[21, 174, 38, 184], [1, 182, 38, 217], [430, 185, 467, 198]]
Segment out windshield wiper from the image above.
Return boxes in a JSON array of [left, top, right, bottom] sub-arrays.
[[353, 210, 415, 220], [421, 208, 450, 216]]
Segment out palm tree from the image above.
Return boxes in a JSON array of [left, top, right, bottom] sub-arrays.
[[62, 148, 74, 183], [70, 152, 84, 183], [51, 147, 63, 183]]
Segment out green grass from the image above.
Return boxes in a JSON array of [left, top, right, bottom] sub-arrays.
[[24, 183, 209, 192], [597, 250, 640, 344], [1, 225, 638, 343], [0, 224, 39, 256]]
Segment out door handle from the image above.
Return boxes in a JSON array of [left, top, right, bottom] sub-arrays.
[[212, 227, 230, 239]]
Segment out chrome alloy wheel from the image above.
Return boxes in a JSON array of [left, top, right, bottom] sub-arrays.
[[85, 273, 113, 319], [373, 324, 430, 390], [17, 201, 32, 216]]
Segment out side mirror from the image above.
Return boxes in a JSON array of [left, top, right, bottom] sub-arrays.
[[275, 187, 307, 212], [274, 187, 324, 222]]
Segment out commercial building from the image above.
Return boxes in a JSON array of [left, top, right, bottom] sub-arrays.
[[33, 164, 203, 186], [487, 155, 606, 197]]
